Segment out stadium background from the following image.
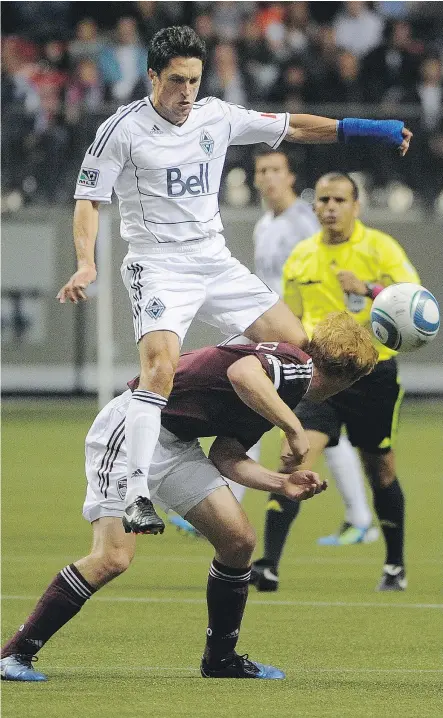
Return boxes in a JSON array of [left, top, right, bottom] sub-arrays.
[[2, 3, 442, 717]]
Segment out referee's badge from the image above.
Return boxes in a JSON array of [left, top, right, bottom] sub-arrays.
[[200, 129, 214, 157], [146, 296, 166, 320]]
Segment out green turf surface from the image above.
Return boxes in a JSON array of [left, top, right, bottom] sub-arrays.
[[2, 400, 443, 717]]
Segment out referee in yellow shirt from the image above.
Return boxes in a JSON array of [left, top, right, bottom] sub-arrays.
[[251, 172, 419, 592]]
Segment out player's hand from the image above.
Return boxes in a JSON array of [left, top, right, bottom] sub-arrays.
[[335, 270, 367, 296], [283, 429, 310, 469], [399, 126, 412, 157], [56, 265, 97, 304], [282, 470, 327, 501]]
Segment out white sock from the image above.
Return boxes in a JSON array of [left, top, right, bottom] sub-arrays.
[[324, 435, 372, 529], [225, 440, 261, 504], [124, 390, 166, 507]]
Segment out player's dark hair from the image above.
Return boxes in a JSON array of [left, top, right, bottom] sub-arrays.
[[317, 172, 359, 201], [254, 147, 295, 174], [148, 26, 207, 75]]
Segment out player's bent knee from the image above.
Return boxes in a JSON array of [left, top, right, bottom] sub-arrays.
[[377, 472, 397, 489], [217, 525, 256, 565], [362, 450, 396, 489], [97, 548, 134, 580], [140, 357, 176, 395]]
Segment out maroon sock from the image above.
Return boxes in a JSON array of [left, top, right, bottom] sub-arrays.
[[203, 559, 251, 666], [2, 564, 94, 658]]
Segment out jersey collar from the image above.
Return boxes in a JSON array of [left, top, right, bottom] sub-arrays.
[[319, 219, 364, 246], [146, 95, 192, 133]]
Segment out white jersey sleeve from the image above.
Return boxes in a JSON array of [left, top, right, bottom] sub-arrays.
[[74, 108, 132, 204], [223, 102, 289, 149]]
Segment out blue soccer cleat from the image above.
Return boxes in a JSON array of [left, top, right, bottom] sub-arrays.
[[318, 522, 379, 546], [201, 652, 285, 679], [168, 513, 202, 537], [1, 654, 47, 682]]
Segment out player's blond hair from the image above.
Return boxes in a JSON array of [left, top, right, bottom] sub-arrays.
[[307, 312, 378, 382]]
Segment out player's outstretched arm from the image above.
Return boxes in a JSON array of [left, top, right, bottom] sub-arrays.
[[57, 200, 99, 304], [209, 437, 326, 501], [285, 115, 412, 155]]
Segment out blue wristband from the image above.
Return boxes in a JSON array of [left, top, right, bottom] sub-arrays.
[[338, 118, 404, 146]]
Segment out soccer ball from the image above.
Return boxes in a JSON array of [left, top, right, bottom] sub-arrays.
[[370, 283, 440, 352]]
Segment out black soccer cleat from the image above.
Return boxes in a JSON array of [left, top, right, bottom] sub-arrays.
[[250, 558, 279, 592], [376, 564, 407, 591], [201, 652, 285, 679], [122, 497, 165, 535]]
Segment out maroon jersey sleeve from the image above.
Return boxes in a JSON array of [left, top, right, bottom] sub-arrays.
[[160, 342, 313, 448]]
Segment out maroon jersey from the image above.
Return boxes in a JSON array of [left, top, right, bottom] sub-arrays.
[[160, 342, 313, 449]]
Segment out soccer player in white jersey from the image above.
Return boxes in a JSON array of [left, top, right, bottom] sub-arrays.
[[227, 150, 378, 556], [57, 25, 412, 536]]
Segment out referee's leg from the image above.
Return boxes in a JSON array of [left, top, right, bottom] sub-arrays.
[[360, 449, 407, 591], [251, 430, 329, 591]]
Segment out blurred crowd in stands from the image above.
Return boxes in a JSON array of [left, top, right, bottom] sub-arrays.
[[2, 1, 443, 209]]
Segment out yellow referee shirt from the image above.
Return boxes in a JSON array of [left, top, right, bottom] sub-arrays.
[[283, 219, 420, 361]]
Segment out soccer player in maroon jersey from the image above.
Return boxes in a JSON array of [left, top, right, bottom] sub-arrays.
[[2, 313, 376, 682]]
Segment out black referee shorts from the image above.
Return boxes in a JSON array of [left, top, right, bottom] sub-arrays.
[[295, 358, 404, 454]]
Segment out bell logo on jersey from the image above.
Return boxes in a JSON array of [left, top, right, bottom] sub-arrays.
[[77, 167, 99, 187], [167, 163, 210, 197]]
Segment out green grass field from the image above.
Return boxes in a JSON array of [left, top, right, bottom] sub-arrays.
[[2, 399, 442, 717]]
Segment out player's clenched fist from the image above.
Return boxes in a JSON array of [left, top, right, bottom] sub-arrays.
[[282, 470, 327, 501], [57, 265, 97, 304]]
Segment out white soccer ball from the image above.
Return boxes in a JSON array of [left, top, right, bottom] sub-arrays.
[[370, 283, 440, 352]]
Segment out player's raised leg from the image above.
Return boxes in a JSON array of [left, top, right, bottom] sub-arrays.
[[123, 329, 180, 535], [1, 518, 135, 681], [187, 487, 285, 679], [244, 298, 308, 348]]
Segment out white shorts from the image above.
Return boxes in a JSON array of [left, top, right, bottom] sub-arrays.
[[121, 233, 279, 343], [82, 390, 227, 522]]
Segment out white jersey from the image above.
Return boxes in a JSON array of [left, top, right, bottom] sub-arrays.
[[253, 199, 320, 295], [74, 97, 289, 246]]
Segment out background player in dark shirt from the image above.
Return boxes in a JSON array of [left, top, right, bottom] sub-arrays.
[[1, 313, 377, 682]]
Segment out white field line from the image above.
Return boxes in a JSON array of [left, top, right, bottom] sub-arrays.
[[24, 665, 443, 675], [2, 595, 442, 610], [2, 554, 441, 566]]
